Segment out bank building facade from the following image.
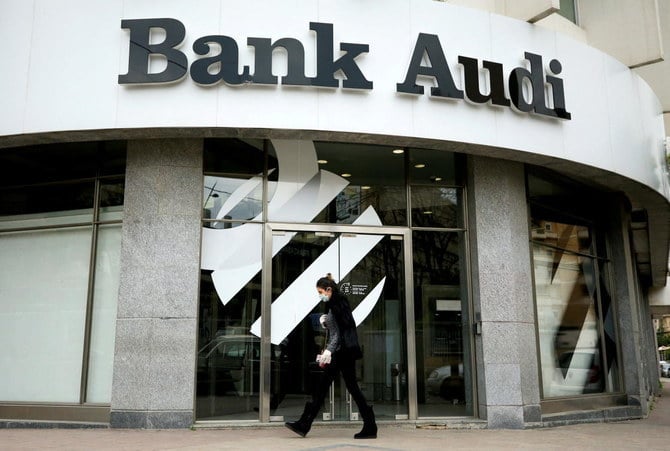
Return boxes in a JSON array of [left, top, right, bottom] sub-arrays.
[[1, 0, 669, 430]]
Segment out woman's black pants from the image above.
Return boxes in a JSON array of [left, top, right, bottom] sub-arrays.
[[311, 354, 368, 413]]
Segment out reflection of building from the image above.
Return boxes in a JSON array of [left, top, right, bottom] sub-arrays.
[[1, 0, 669, 430]]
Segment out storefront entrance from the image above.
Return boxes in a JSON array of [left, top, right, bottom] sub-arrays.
[[196, 138, 473, 423], [265, 225, 410, 423]]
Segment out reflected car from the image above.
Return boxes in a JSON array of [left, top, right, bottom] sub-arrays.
[[550, 350, 604, 396], [426, 363, 464, 403], [197, 334, 262, 396], [660, 361, 670, 378]]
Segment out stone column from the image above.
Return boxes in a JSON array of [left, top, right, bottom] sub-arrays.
[[110, 139, 203, 428], [467, 156, 541, 429], [605, 198, 649, 415]]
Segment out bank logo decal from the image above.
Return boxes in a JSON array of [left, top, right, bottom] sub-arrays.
[[201, 139, 385, 345]]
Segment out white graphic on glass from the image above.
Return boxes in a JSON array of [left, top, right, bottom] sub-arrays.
[[250, 206, 385, 345], [352, 277, 385, 326], [201, 139, 387, 345], [201, 140, 347, 304]]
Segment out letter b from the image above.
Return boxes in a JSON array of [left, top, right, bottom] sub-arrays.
[[119, 18, 188, 84]]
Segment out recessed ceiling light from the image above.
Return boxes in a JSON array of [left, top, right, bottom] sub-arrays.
[[361, 185, 371, 190], [414, 163, 426, 168], [423, 210, 433, 215], [317, 159, 328, 164], [341, 173, 352, 178], [434, 177, 442, 181], [392, 149, 404, 154]]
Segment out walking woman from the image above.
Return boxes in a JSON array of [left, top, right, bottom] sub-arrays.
[[285, 274, 378, 439]]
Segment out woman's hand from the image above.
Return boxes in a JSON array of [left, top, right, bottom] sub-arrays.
[[316, 349, 332, 368]]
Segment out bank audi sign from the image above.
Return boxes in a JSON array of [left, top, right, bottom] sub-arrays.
[[119, 18, 571, 120]]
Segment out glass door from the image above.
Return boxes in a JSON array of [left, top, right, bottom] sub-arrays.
[[264, 227, 408, 422]]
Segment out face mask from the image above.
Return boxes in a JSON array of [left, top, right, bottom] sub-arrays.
[[319, 293, 329, 303]]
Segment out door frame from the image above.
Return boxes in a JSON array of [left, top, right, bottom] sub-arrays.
[[258, 222, 417, 422]]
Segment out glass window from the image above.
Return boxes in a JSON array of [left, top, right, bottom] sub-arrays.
[[413, 231, 473, 416], [410, 186, 462, 229], [0, 181, 95, 230], [99, 178, 125, 222], [558, 0, 577, 24], [203, 175, 263, 225], [268, 141, 407, 226], [86, 223, 122, 403], [203, 139, 266, 227], [204, 138, 265, 175], [199, 139, 270, 418], [410, 148, 462, 229], [0, 226, 91, 402], [528, 172, 620, 399], [197, 223, 263, 420], [0, 141, 125, 406], [409, 148, 458, 186]]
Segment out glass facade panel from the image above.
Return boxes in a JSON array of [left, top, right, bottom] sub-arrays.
[[203, 175, 263, 225], [196, 222, 263, 420], [533, 243, 605, 397], [86, 224, 122, 403], [529, 172, 620, 399], [268, 141, 407, 226], [0, 182, 95, 229], [410, 148, 458, 186], [0, 142, 99, 185], [410, 186, 462, 229], [0, 141, 125, 410], [98, 178, 125, 222], [413, 231, 472, 416], [203, 139, 267, 227], [558, 0, 577, 23], [410, 148, 462, 229], [0, 226, 92, 402], [204, 139, 265, 175], [199, 138, 470, 422]]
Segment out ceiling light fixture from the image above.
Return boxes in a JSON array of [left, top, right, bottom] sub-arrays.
[[341, 173, 352, 177], [414, 163, 426, 168], [392, 149, 404, 154], [317, 159, 328, 164]]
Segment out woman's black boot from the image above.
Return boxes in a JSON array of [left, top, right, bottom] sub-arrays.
[[354, 404, 377, 439], [285, 402, 318, 437]]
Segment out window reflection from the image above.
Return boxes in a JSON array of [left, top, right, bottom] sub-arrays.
[[196, 267, 262, 420], [410, 148, 462, 229], [269, 141, 407, 226], [203, 175, 263, 226], [203, 138, 267, 228], [0, 182, 95, 229], [411, 186, 461, 228], [533, 245, 605, 396], [413, 231, 472, 416], [529, 172, 620, 399], [530, 219, 592, 255]]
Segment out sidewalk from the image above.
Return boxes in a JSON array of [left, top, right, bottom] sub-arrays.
[[2, 380, 669, 450]]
